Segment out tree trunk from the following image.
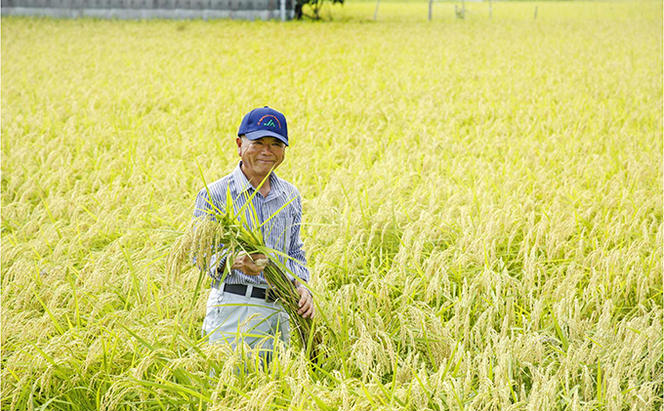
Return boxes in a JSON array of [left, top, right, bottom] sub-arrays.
[[295, 0, 303, 19]]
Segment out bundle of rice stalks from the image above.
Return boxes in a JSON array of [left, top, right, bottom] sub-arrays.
[[171, 181, 322, 363]]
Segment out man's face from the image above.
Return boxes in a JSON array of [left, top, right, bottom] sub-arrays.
[[237, 136, 286, 177]]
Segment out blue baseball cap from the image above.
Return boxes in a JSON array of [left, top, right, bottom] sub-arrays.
[[237, 106, 289, 146]]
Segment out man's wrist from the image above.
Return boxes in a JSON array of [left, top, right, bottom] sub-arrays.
[[292, 279, 312, 296]]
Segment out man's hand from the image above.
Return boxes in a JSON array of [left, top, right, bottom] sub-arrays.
[[231, 252, 267, 276], [295, 283, 315, 319]]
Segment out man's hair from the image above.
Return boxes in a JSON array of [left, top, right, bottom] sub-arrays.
[[239, 135, 286, 147]]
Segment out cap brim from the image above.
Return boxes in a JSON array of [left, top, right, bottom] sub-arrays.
[[244, 130, 289, 146]]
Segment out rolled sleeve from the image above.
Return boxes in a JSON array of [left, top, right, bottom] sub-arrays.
[[192, 188, 229, 280], [285, 195, 310, 285], [194, 189, 218, 220]]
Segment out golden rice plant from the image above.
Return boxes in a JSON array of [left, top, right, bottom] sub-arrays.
[[1, 3, 661, 410]]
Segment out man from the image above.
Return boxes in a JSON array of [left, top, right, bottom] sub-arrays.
[[193, 106, 313, 364]]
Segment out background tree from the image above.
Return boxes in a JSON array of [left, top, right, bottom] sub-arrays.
[[295, 0, 343, 20]]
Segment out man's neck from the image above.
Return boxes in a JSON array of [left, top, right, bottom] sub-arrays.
[[240, 164, 271, 196]]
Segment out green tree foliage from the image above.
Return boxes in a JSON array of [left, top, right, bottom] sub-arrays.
[[295, 0, 344, 19]]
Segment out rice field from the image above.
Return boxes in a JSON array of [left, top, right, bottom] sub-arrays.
[[1, 1, 662, 410]]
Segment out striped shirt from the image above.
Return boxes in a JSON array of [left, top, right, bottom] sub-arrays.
[[193, 162, 309, 287]]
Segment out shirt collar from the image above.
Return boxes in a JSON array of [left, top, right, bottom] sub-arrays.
[[232, 162, 285, 198]]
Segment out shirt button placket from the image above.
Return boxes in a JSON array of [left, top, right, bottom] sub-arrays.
[[257, 198, 264, 236]]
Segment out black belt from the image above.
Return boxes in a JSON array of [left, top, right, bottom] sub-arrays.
[[222, 283, 278, 302]]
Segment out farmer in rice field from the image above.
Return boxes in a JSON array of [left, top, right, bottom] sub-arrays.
[[193, 106, 314, 364]]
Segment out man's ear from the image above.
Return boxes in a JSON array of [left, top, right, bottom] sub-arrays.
[[236, 137, 243, 156]]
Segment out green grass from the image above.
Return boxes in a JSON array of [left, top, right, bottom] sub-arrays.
[[2, 2, 662, 410]]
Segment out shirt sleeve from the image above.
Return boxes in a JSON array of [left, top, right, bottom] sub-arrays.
[[194, 187, 221, 220], [192, 187, 229, 280], [285, 194, 310, 286]]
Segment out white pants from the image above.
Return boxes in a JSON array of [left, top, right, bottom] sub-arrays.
[[202, 285, 290, 363]]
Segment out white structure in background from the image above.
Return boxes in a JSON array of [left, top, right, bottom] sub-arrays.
[[426, 0, 487, 21], [1, 0, 295, 20]]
